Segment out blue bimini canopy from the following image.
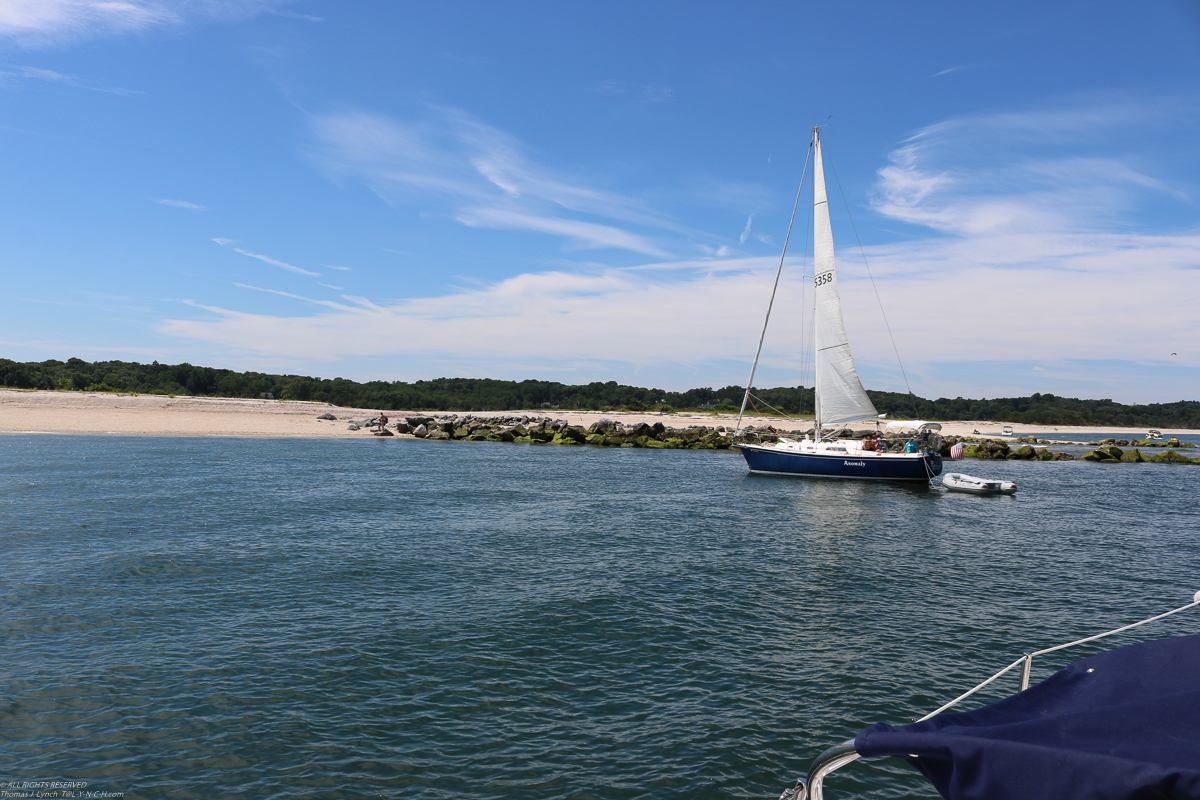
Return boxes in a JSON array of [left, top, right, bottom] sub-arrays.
[[855, 634, 1200, 800]]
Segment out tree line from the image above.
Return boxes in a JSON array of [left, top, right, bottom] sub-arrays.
[[3, 357, 1198, 428]]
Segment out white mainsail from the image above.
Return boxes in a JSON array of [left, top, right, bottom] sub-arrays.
[[812, 132, 878, 428]]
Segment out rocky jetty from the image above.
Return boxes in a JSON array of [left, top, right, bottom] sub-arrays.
[[944, 434, 1199, 464], [1078, 445, 1199, 464], [387, 414, 741, 449], [316, 412, 1198, 462], [947, 435, 1074, 461], [1083, 437, 1195, 449]]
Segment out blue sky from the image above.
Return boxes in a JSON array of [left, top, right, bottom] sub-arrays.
[[2, 1, 1199, 403]]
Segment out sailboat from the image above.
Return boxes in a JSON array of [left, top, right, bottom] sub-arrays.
[[734, 127, 943, 482]]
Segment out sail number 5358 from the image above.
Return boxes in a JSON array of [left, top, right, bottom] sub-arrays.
[[814, 271, 834, 287]]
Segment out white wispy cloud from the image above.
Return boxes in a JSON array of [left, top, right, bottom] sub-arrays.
[[322, 264, 352, 271], [872, 98, 1196, 236], [164, 262, 781, 369], [157, 198, 206, 211], [231, 247, 320, 276], [211, 237, 238, 246], [0, 0, 300, 47], [643, 84, 674, 103], [307, 106, 703, 257], [739, 211, 755, 244], [928, 65, 966, 78], [234, 283, 356, 311], [0, 0, 175, 45], [0, 65, 141, 94], [269, 9, 322, 22], [456, 208, 670, 257]]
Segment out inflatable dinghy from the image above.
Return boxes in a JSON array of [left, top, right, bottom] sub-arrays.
[[942, 472, 1016, 495]]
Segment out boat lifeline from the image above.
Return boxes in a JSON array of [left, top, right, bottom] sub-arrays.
[[734, 127, 941, 483], [779, 592, 1200, 800]]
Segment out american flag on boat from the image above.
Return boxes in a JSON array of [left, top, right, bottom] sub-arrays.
[[950, 442, 964, 460]]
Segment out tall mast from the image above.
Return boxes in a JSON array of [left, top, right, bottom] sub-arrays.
[[811, 126, 822, 440], [810, 127, 878, 436]]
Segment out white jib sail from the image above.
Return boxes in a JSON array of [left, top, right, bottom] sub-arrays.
[[812, 134, 878, 427]]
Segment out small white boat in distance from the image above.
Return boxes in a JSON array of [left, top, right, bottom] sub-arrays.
[[943, 473, 1017, 495]]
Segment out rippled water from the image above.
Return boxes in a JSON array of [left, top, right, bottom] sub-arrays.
[[3, 435, 1199, 799]]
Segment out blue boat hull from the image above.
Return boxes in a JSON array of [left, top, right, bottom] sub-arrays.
[[738, 444, 942, 482]]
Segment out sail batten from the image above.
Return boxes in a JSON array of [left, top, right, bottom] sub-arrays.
[[811, 133, 878, 428]]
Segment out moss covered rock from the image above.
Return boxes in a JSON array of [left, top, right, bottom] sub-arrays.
[[1151, 450, 1192, 464], [1119, 449, 1145, 463]]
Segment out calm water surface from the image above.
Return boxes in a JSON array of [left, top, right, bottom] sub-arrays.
[[2, 435, 1199, 799]]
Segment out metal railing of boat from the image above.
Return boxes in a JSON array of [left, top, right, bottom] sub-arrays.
[[777, 591, 1200, 800]]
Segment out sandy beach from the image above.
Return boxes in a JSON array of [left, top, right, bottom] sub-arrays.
[[2, 389, 1197, 440]]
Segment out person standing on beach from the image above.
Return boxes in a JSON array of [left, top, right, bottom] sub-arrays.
[[376, 412, 389, 432]]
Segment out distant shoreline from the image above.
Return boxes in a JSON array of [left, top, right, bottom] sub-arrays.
[[3, 389, 1199, 440]]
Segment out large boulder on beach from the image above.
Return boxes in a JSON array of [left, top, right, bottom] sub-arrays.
[[411, 424, 427, 438], [394, 422, 410, 433], [317, 413, 336, 420], [589, 418, 617, 434]]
